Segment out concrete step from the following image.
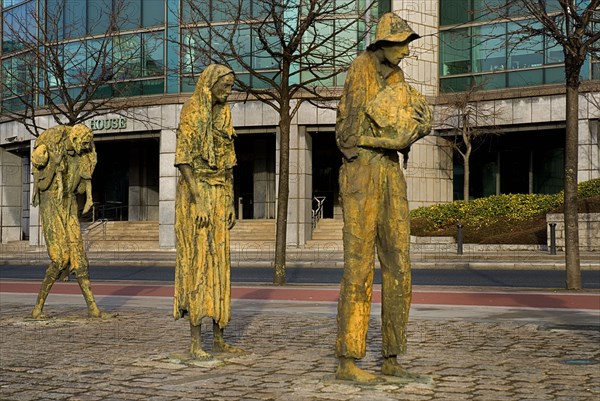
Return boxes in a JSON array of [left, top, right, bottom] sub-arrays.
[[311, 218, 344, 241], [84, 221, 159, 251], [231, 219, 275, 241]]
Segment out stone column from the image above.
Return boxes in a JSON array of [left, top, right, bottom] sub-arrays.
[[159, 128, 178, 248], [0, 147, 24, 243], [578, 119, 599, 182]]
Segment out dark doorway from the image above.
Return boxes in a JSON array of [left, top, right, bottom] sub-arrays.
[[93, 137, 159, 221], [233, 134, 276, 219], [311, 132, 342, 218]]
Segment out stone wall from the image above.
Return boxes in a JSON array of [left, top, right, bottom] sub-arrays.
[[546, 213, 600, 251]]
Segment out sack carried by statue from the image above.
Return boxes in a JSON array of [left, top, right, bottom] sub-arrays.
[[366, 82, 431, 142]]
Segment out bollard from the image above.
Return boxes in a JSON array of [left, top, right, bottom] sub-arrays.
[[457, 224, 463, 255], [549, 223, 557, 255]]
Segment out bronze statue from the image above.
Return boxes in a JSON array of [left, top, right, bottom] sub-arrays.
[[31, 124, 106, 319], [174, 64, 243, 360], [335, 13, 432, 382]]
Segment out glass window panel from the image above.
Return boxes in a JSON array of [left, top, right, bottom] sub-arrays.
[[142, 78, 164, 95], [252, 71, 281, 89], [87, 0, 111, 35], [440, 76, 473, 92], [508, 69, 543, 87], [507, 22, 543, 70], [63, 42, 88, 86], [336, 0, 357, 14], [181, 28, 210, 74], [86, 39, 112, 81], [114, 80, 142, 97], [376, 0, 391, 17], [253, 29, 279, 70], [580, 58, 590, 81], [142, 32, 165, 77], [213, 0, 250, 22], [114, 34, 142, 79], [180, 76, 197, 92], [472, 24, 506, 73], [440, 0, 471, 25], [545, 0, 562, 12], [335, 19, 359, 67], [120, 0, 142, 30], [229, 24, 251, 72], [2, 96, 28, 112], [473, 0, 505, 21], [236, 72, 251, 88], [474, 73, 506, 90], [91, 84, 113, 99], [143, 0, 165, 27], [593, 61, 600, 80], [545, 66, 565, 83], [440, 29, 471, 76], [63, 0, 86, 39], [181, 0, 210, 23], [2, 1, 36, 53], [545, 36, 564, 64]]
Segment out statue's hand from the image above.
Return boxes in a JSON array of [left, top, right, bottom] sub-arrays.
[[83, 198, 93, 215], [227, 206, 236, 230], [32, 192, 39, 207], [192, 194, 210, 228]]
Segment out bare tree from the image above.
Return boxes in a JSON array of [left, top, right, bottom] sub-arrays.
[[0, 0, 161, 136], [436, 82, 504, 201], [180, 0, 374, 284], [477, 0, 599, 290]]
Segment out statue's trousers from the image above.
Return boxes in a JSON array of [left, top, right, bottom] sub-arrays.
[[336, 149, 412, 359]]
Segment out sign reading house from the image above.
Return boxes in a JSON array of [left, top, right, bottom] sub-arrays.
[[88, 117, 127, 131]]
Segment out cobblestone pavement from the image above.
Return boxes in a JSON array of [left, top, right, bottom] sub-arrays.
[[1, 295, 599, 401]]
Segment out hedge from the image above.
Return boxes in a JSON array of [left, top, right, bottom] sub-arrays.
[[410, 178, 600, 230]]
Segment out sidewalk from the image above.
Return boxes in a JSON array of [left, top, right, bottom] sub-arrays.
[[1, 240, 599, 269], [1, 284, 599, 401]]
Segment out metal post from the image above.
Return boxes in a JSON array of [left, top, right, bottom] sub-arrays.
[[549, 223, 557, 255], [457, 224, 463, 255]]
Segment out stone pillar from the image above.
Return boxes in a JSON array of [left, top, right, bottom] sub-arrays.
[[159, 128, 178, 248], [578, 119, 599, 182], [0, 147, 23, 243], [275, 123, 312, 246], [405, 135, 454, 209]]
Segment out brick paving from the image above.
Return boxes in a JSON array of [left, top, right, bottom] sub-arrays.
[[1, 297, 599, 401]]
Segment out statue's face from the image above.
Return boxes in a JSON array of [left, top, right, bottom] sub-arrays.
[[70, 125, 93, 154], [382, 42, 410, 65], [211, 74, 235, 104]]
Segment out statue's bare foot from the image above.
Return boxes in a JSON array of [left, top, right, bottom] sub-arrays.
[[336, 358, 382, 383], [382, 357, 419, 379], [190, 347, 213, 360], [213, 340, 245, 354], [88, 309, 114, 319], [31, 308, 48, 319]]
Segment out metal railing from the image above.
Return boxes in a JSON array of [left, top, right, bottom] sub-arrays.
[[83, 219, 108, 251], [312, 196, 326, 229]]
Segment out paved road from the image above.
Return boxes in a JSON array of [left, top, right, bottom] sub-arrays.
[[1, 264, 600, 288]]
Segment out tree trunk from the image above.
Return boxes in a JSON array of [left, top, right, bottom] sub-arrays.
[[463, 144, 472, 201], [564, 83, 582, 290], [273, 99, 291, 285]]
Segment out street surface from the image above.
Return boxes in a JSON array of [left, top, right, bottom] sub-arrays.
[[1, 264, 600, 288]]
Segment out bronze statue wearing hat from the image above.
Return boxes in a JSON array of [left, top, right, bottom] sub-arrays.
[[335, 12, 431, 383]]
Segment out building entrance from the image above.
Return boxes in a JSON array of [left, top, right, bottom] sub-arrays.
[[233, 133, 276, 219], [311, 131, 342, 219], [93, 137, 159, 221]]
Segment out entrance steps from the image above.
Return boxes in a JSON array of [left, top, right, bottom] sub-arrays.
[[231, 219, 276, 242], [306, 218, 344, 246], [84, 221, 159, 251], [80, 219, 456, 252]]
